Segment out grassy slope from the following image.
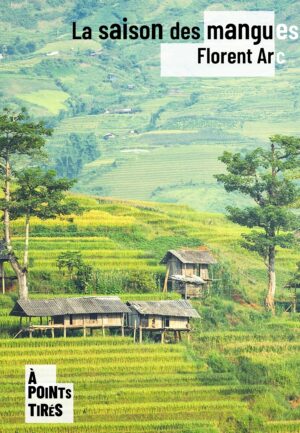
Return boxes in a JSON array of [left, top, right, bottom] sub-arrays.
[[6, 194, 299, 302], [0, 331, 300, 433], [0, 195, 299, 432]]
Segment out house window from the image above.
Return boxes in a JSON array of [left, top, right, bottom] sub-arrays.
[[141, 316, 148, 327], [70, 315, 73, 325], [53, 315, 64, 325], [90, 313, 97, 321], [164, 317, 170, 328]]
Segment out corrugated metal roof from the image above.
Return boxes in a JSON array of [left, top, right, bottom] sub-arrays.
[[127, 300, 200, 318], [170, 274, 206, 285], [10, 296, 130, 317], [160, 249, 217, 265]]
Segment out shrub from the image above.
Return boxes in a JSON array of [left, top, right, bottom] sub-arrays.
[[207, 352, 236, 374], [237, 357, 268, 385], [252, 393, 286, 421], [124, 270, 157, 293]]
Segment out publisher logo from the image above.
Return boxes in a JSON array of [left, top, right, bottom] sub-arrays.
[[25, 365, 74, 423]]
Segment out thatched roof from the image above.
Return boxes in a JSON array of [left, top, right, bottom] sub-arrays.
[[127, 300, 200, 318], [10, 296, 130, 317], [160, 249, 217, 265], [170, 274, 206, 285]]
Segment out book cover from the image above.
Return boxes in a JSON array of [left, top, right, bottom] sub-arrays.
[[0, 1, 299, 433]]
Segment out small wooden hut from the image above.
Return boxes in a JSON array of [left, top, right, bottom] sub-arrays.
[[127, 300, 200, 342], [10, 296, 130, 338], [160, 247, 217, 298]]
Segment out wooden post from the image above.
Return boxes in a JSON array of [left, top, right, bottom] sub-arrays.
[[139, 325, 143, 343], [133, 319, 137, 343], [102, 316, 105, 336], [83, 316, 86, 337], [293, 287, 297, 313], [64, 326, 66, 338], [161, 330, 164, 344], [29, 330, 32, 338], [121, 313, 124, 337], [0, 262, 5, 294], [51, 328, 54, 338], [163, 265, 170, 293], [90, 328, 93, 337]]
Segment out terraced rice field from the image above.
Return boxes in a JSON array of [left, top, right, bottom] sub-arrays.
[[0, 336, 252, 433], [0, 289, 300, 433], [6, 196, 298, 302], [192, 324, 300, 433], [1, 321, 300, 433]]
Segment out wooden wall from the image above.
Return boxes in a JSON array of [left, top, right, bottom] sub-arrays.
[[167, 257, 210, 280], [128, 312, 189, 330], [61, 313, 123, 327], [168, 257, 182, 275]]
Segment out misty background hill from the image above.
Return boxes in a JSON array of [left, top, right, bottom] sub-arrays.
[[0, 0, 299, 212]]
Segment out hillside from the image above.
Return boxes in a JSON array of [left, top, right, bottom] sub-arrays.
[[0, 0, 299, 211], [3, 194, 298, 304], [1, 291, 300, 433], [0, 196, 299, 433], [1, 314, 300, 433]]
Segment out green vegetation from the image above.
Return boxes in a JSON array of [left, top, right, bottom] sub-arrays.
[[0, 313, 299, 432], [0, 109, 52, 299], [0, 194, 298, 433], [216, 135, 300, 312], [0, 195, 296, 303], [0, 109, 79, 300], [0, 2, 299, 432], [17, 90, 69, 115], [0, 0, 299, 211], [55, 132, 100, 178]]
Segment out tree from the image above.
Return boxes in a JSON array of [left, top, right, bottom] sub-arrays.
[[0, 108, 51, 299], [10, 168, 79, 295], [55, 133, 100, 178], [57, 251, 84, 279], [215, 135, 300, 312], [57, 251, 93, 293]]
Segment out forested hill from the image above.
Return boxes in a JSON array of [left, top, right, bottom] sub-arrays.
[[0, 0, 299, 212]]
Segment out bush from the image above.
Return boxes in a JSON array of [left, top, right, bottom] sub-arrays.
[[237, 356, 268, 384], [252, 392, 286, 420], [224, 413, 263, 433], [207, 352, 236, 374], [124, 270, 157, 293]]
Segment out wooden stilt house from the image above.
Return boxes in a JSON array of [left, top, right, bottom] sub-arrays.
[[127, 300, 200, 342], [10, 296, 130, 338], [160, 247, 217, 298]]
